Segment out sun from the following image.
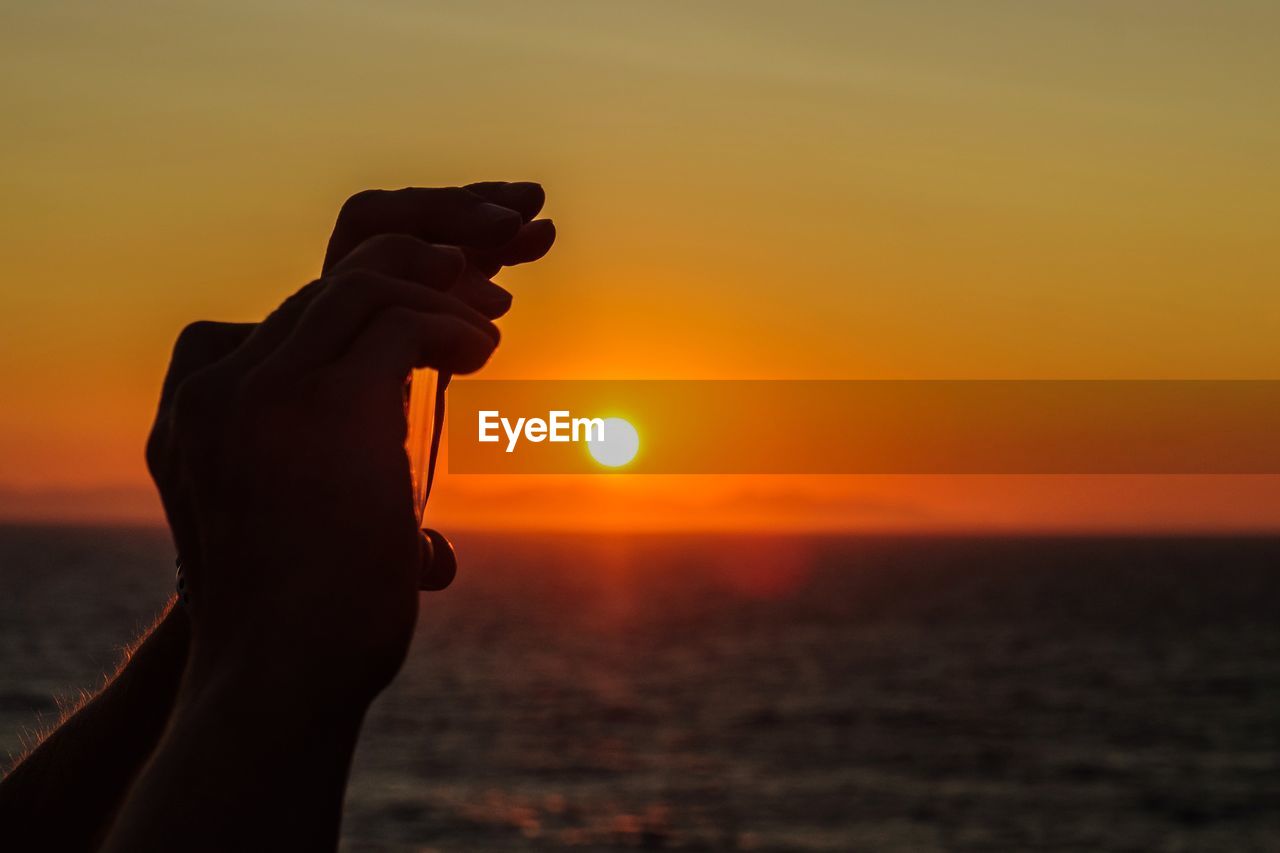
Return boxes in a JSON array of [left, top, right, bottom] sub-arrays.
[[587, 417, 640, 468]]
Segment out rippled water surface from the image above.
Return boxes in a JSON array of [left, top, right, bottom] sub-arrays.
[[2, 527, 1278, 851]]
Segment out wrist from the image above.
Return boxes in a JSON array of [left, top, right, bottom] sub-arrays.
[[174, 654, 369, 750], [101, 597, 190, 706], [182, 629, 379, 721]]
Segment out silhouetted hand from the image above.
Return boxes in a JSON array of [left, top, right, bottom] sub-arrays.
[[324, 182, 555, 318], [149, 183, 553, 596], [145, 183, 554, 704]]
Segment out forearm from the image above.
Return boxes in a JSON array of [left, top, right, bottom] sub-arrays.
[[102, 662, 367, 852], [0, 601, 189, 850]]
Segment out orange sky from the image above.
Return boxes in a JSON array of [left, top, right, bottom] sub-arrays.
[[1, 2, 1278, 530]]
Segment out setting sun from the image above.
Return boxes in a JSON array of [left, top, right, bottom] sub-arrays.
[[587, 417, 640, 468]]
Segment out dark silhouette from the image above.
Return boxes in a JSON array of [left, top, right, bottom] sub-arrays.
[[0, 182, 555, 850]]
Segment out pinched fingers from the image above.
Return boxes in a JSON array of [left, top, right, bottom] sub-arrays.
[[324, 185, 529, 271], [463, 181, 545, 221], [331, 232, 467, 285], [339, 306, 498, 385], [254, 266, 498, 383], [335, 232, 521, 320], [221, 234, 469, 376], [324, 183, 555, 289], [465, 218, 557, 281]]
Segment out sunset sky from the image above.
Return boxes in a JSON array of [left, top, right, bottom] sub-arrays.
[[2, 2, 1278, 529]]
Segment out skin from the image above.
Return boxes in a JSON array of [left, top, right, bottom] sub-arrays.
[[0, 182, 555, 851]]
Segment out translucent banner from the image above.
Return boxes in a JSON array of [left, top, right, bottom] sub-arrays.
[[446, 380, 1280, 474]]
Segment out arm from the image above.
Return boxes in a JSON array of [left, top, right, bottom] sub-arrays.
[[0, 605, 189, 851], [102, 654, 366, 851]]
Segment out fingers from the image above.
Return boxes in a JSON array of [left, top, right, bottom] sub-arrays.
[[453, 267, 514, 319], [330, 232, 465, 286], [340, 306, 498, 382], [260, 267, 497, 380], [418, 528, 457, 591], [324, 186, 526, 272], [463, 181, 545, 222], [337, 233, 514, 319], [496, 218, 557, 265], [233, 243, 468, 377], [468, 219, 557, 278], [324, 183, 553, 285]]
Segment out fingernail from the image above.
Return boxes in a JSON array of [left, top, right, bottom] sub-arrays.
[[512, 181, 545, 210], [479, 203, 521, 224]]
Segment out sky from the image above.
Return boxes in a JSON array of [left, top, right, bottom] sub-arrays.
[[1, 1, 1278, 529]]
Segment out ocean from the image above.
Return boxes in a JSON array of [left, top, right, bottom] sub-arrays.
[[1, 526, 1277, 851]]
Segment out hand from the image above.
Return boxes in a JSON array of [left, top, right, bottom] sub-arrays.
[[162, 241, 491, 707], [324, 182, 555, 318], [145, 184, 554, 706], [149, 183, 553, 592]]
